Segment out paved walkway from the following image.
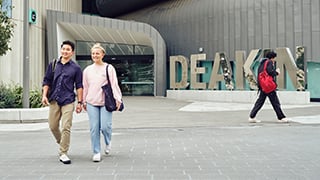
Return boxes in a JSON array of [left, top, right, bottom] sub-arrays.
[[0, 96, 320, 179]]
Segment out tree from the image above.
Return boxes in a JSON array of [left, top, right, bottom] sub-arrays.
[[0, 0, 15, 56]]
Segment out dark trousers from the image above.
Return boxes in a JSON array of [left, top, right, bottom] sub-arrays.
[[249, 90, 286, 120]]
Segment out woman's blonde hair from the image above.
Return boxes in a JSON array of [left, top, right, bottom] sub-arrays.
[[91, 43, 106, 54]]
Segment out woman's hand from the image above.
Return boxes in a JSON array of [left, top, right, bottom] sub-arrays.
[[116, 101, 122, 111], [83, 103, 87, 111]]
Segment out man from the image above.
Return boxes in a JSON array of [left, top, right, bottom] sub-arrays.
[[42, 40, 83, 164], [248, 51, 289, 123]]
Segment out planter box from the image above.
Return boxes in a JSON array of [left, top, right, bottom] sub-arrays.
[[0, 107, 49, 123]]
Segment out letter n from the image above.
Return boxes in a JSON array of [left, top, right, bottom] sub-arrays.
[[275, 48, 299, 90]]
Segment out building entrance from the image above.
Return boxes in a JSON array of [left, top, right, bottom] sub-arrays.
[[105, 55, 154, 96], [76, 41, 154, 96], [77, 55, 154, 96]]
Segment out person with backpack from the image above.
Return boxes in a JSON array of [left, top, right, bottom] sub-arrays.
[[248, 51, 289, 123], [41, 40, 83, 164]]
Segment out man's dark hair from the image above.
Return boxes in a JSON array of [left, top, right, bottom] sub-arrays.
[[61, 40, 75, 51], [266, 51, 277, 59]]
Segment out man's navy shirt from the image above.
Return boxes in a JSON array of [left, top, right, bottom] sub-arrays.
[[42, 59, 83, 106]]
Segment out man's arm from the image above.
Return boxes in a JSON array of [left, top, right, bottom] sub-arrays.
[[41, 85, 50, 106], [76, 88, 83, 103], [75, 88, 83, 113]]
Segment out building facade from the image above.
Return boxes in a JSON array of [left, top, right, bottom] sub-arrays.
[[0, 0, 81, 89], [1, 0, 320, 99], [114, 0, 320, 100]]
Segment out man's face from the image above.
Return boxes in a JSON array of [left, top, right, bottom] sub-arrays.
[[60, 44, 74, 59]]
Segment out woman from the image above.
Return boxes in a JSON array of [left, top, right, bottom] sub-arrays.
[[83, 43, 122, 162], [248, 51, 288, 123]]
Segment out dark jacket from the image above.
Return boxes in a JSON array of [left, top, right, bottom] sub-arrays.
[[257, 58, 278, 89]]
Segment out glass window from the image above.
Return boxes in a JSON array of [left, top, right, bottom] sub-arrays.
[[76, 41, 155, 95], [1, 0, 12, 18]]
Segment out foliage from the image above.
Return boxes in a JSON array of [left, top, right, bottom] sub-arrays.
[[29, 89, 43, 108], [0, 82, 43, 108], [0, 83, 22, 108], [0, 0, 15, 56]]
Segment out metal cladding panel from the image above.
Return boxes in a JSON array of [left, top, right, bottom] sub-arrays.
[[311, 0, 320, 59], [47, 10, 58, 65], [302, 1, 312, 56], [276, 0, 286, 47], [285, 0, 295, 52], [118, 0, 320, 62], [96, 0, 167, 17]]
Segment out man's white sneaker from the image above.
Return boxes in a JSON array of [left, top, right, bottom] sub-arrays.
[[92, 153, 101, 162], [59, 154, 71, 164], [105, 144, 111, 155], [248, 117, 261, 123], [278, 118, 289, 123]]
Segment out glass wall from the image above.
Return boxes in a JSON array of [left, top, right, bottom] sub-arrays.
[[1, 0, 12, 18], [76, 41, 154, 96]]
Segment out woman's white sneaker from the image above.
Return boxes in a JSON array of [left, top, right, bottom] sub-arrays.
[[105, 144, 111, 155], [248, 117, 261, 123], [92, 153, 101, 162], [278, 118, 289, 123]]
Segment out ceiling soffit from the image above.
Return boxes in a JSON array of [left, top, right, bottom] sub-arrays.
[[59, 22, 152, 47]]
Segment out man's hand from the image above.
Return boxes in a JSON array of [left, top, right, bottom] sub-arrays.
[[276, 68, 280, 75], [76, 103, 82, 113], [41, 96, 49, 106]]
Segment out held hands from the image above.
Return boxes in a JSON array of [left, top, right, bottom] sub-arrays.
[[82, 103, 87, 111], [76, 101, 121, 112], [75, 103, 82, 113]]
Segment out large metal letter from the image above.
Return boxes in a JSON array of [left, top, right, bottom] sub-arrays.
[[190, 54, 207, 89], [169, 55, 189, 89], [243, 49, 262, 90], [275, 48, 298, 89], [235, 51, 246, 90], [208, 52, 234, 90], [295, 46, 306, 91]]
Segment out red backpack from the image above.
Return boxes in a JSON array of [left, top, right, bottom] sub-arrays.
[[258, 60, 277, 93]]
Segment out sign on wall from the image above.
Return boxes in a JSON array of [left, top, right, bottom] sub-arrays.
[[170, 47, 305, 91]]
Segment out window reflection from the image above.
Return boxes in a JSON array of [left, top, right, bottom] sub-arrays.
[[1, 0, 12, 18]]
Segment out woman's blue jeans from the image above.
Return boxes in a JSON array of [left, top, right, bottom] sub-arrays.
[[86, 103, 113, 154]]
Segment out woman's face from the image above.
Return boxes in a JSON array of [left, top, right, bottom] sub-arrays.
[[91, 48, 105, 63]]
